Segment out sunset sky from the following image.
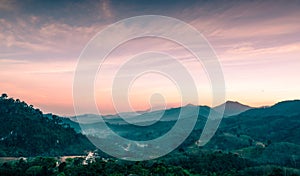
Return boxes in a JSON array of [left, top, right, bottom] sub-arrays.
[[1, 0, 300, 116]]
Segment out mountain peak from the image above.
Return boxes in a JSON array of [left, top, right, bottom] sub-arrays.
[[214, 100, 253, 117]]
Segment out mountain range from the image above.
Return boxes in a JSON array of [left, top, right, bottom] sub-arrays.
[[1, 94, 300, 170], [63, 99, 300, 167], [68, 100, 251, 126]]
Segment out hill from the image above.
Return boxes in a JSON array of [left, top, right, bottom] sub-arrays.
[[66, 105, 212, 140], [238, 100, 300, 117], [213, 101, 253, 117], [204, 100, 300, 167], [0, 94, 95, 157]]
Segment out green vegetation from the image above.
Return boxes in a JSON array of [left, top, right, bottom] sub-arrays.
[[0, 94, 95, 157], [0, 156, 191, 176], [1, 152, 299, 176]]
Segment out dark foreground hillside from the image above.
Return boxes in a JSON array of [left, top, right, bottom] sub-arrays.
[[0, 94, 95, 157]]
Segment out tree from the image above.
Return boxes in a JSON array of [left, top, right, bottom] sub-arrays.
[[267, 139, 272, 146], [25, 166, 43, 176], [1, 93, 8, 99], [58, 162, 67, 172]]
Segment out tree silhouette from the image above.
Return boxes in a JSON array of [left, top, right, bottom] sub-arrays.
[[1, 93, 8, 99]]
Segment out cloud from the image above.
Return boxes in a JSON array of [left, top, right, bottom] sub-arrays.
[[179, 1, 300, 44], [101, 0, 113, 18], [0, 17, 106, 61], [170, 1, 300, 70], [225, 42, 300, 56], [0, 0, 16, 11]]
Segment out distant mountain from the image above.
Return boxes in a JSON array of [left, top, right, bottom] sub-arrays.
[[65, 105, 215, 143], [204, 99, 300, 166], [238, 100, 300, 117], [68, 99, 300, 167], [218, 100, 300, 144], [213, 101, 253, 117], [69, 114, 105, 124], [0, 94, 95, 157], [69, 104, 216, 125], [65, 100, 300, 145]]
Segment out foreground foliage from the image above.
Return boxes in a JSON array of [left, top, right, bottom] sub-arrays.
[[1, 152, 299, 176], [0, 94, 95, 156]]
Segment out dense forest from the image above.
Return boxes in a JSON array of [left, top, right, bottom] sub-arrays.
[[1, 151, 299, 176], [0, 93, 95, 156]]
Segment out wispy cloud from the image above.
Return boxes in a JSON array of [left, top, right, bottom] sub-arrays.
[[101, 0, 113, 18], [0, 17, 105, 61], [0, 0, 16, 11]]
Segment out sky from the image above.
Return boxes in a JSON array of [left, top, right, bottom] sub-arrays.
[[0, 0, 300, 116]]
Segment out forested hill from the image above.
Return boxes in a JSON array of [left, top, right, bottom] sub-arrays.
[[0, 94, 95, 157]]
